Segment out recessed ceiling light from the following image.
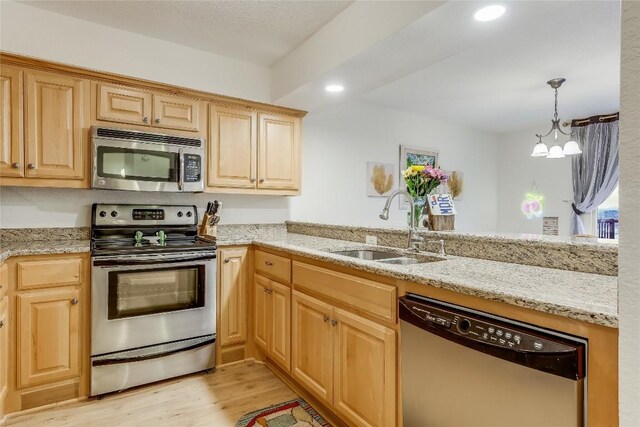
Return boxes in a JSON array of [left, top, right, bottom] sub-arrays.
[[474, 5, 506, 22], [325, 84, 344, 93]]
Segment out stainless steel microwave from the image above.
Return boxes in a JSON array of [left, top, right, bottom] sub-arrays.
[[91, 126, 205, 192]]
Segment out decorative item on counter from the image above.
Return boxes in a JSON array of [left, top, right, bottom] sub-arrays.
[[401, 164, 449, 227], [399, 145, 439, 209], [366, 162, 395, 197], [425, 193, 457, 231], [199, 200, 221, 242]]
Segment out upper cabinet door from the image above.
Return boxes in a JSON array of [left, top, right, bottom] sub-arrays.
[[258, 113, 300, 191], [218, 247, 248, 347], [153, 94, 200, 132], [97, 83, 152, 126], [25, 71, 88, 180], [0, 65, 24, 177], [209, 105, 257, 189]]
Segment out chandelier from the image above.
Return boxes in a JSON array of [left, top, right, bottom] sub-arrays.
[[530, 78, 582, 159]]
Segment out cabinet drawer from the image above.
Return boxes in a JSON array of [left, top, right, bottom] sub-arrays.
[[292, 261, 397, 323], [17, 257, 83, 290], [0, 263, 7, 299], [255, 250, 291, 283]]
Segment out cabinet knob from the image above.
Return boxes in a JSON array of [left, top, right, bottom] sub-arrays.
[[323, 315, 329, 323], [331, 319, 338, 327], [12, 162, 20, 169], [71, 298, 79, 305], [143, 117, 149, 123], [224, 258, 230, 263], [27, 163, 35, 169], [264, 261, 273, 266], [154, 118, 160, 124], [259, 178, 265, 183]]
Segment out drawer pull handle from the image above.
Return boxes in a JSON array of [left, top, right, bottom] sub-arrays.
[[224, 258, 230, 263], [264, 261, 273, 266], [71, 298, 79, 305], [331, 319, 338, 327], [323, 315, 329, 323]]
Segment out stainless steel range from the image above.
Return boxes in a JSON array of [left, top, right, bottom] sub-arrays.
[[90, 203, 217, 396]]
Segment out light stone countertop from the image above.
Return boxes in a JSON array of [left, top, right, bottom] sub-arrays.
[[221, 233, 618, 328], [0, 231, 618, 328]]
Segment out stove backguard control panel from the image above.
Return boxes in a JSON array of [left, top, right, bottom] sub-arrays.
[[94, 204, 197, 227]]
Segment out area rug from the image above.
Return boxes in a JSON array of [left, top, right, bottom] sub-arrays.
[[235, 398, 331, 427]]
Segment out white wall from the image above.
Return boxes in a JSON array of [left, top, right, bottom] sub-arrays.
[[0, 1, 289, 229], [497, 126, 574, 236], [0, 1, 271, 102], [289, 101, 500, 232], [619, 1, 640, 425], [0, 187, 289, 228]]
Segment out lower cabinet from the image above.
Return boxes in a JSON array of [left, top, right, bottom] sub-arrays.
[[17, 288, 81, 388], [292, 290, 397, 427], [0, 297, 8, 421], [253, 274, 291, 372]]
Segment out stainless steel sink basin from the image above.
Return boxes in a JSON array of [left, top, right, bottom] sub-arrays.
[[330, 250, 400, 261], [330, 249, 445, 265]]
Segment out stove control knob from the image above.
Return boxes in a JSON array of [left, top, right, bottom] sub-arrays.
[[110, 211, 118, 218], [99, 211, 107, 218], [177, 211, 183, 217], [186, 211, 192, 217]]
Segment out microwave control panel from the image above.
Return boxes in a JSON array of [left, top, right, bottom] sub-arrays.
[[184, 154, 202, 183]]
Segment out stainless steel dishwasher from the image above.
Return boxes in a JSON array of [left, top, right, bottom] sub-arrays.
[[399, 294, 587, 427]]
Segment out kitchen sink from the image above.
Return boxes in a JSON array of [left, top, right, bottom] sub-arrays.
[[330, 249, 445, 265]]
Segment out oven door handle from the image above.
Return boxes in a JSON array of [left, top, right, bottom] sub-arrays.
[[93, 254, 216, 267]]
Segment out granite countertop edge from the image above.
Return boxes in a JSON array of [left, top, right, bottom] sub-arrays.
[[1, 236, 617, 328]]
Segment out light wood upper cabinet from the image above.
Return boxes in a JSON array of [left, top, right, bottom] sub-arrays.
[[253, 274, 270, 351], [17, 287, 81, 388], [0, 65, 24, 178], [258, 113, 300, 190], [25, 71, 88, 180], [218, 247, 248, 347], [333, 307, 396, 427], [97, 84, 200, 132], [97, 83, 152, 126], [269, 280, 291, 372], [292, 290, 333, 405], [153, 94, 200, 132], [208, 105, 257, 188]]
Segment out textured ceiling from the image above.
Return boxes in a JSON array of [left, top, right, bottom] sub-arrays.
[[360, 0, 621, 134], [20, 0, 353, 65]]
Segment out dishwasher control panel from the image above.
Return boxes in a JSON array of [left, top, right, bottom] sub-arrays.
[[399, 295, 577, 354]]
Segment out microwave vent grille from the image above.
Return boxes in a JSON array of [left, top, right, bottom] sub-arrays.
[[95, 128, 202, 147]]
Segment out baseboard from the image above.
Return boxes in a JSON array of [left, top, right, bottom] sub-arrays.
[[261, 359, 347, 427]]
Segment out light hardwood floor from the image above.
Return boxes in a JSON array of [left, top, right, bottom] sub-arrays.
[[6, 361, 297, 427]]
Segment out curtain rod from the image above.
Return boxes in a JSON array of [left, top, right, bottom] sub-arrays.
[[562, 113, 619, 127]]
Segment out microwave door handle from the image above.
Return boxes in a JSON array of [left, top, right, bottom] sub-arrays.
[[178, 148, 185, 191]]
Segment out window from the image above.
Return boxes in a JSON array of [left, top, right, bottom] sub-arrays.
[[597, 186, 619, 240]]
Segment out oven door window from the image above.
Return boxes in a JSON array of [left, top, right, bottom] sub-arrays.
[[97, 146, 178, 182], [108, 265, 205, 319]]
